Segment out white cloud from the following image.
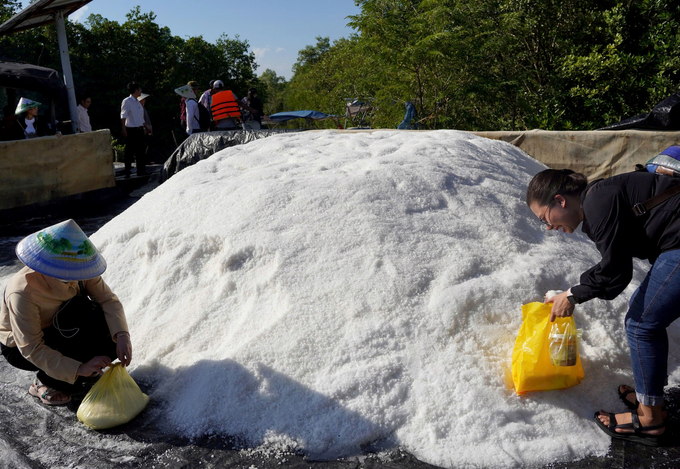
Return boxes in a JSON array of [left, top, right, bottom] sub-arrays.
[[70, 6, 88, 23], [252, 47, 271, 60], [275, 47, 284, 53]]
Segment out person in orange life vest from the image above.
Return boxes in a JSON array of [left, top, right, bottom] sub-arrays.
[[210, 80, 259, 130]]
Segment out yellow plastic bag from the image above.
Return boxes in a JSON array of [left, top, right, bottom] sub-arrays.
[[511, 302, 584, 395], [77, 363, 149, 430]]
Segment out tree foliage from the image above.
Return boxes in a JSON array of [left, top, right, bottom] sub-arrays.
[[284, 0, 680, 130], [258, 68, 287, 115]]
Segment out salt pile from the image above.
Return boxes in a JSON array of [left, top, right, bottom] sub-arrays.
[[89, 130, 678, 467]]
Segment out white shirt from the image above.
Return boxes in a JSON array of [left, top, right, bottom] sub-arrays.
[[24, 117, 36, 136], [185, 98, 201, 135], [120, 95, 145, 128], [77, 104, 91, 132], [199, 90, 211, 111]]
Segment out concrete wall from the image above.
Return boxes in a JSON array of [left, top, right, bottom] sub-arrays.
[[332, 129, 680, 179], [0, 129, 115, 211], [472, 129, 680, 179]]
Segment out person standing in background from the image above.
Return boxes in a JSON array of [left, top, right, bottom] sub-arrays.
[[77, 94, 92, 133], [120, 81, 149, 178], [199, 80, 215, 114], [138, 93, 155, 164], [241, 87, 263, 130], [185, 80, 202, 136]]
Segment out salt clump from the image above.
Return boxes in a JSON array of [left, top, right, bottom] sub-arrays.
[[90, 130, 679, 467]]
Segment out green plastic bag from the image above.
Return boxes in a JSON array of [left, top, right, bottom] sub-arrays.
[[77, 363, 149, 430], [511, 302, 584, 395]]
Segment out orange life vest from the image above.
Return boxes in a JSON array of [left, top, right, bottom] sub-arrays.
[[211, 90, 241, 122]]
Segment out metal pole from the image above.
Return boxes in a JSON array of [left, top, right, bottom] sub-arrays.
[[55, 11, 79, 134]]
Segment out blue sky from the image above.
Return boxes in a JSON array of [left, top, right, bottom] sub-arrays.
[[18, 1, 361, 80]]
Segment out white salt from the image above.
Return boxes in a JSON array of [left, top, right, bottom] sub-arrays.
[[11, 130, 680, 467]]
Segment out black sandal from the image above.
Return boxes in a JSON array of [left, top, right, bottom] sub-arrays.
[[617, 385, 667, 413], [594, 411, 665, 447], [617, 385, 638, 410]]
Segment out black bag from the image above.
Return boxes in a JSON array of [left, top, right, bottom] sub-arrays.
[[191, 100, 212, 131]]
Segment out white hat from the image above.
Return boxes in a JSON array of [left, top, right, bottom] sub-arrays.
[[137, 93, 151, 101], [16, 219, 107, 280], [15, 97, 40, 115], [174, 85, 196, 100], [213, 80, 224, 90]]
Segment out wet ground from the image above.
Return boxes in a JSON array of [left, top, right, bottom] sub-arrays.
[[1, 167, 679, 468]]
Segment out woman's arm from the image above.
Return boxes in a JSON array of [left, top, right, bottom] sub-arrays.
[[571, 185, 636, 302]]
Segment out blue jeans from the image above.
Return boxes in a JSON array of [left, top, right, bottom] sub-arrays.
[[626, 249, 680, 406]]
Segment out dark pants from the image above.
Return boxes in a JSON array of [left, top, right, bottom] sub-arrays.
[[125, 126, 146, 176], [0, 298, 117, 394]]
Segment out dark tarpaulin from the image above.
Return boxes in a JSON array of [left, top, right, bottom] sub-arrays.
[[161, 130, 301, 182], [0, 60, 67, 100], [599, 93, 680, 131]]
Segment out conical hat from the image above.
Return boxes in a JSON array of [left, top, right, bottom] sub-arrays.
[[15, 97, 41, 115], [16, 219, 107, 280], [174, 85, 196, 100]]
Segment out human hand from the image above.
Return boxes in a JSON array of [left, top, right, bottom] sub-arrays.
[[78, 356, 112, 377], [115, 332, 132, 367], [544, 290, 575, 322], [122, 127, 127, 138]]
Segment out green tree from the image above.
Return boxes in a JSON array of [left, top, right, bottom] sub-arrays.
[[292, 36, 331, 74], [259, 68, 287, 115]]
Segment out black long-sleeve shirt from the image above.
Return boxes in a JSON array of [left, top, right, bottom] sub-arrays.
[[571, 171, 680, 303]]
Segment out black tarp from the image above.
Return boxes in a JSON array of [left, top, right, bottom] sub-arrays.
[[0, 60, 67, 100], [161, 130, 301, 182], [600, 93, 680, 131]]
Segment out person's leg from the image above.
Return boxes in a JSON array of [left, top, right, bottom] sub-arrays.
[[626, 250, 680, 406], [124, 128, 133, 177], [2, 343, 71, 404], [597, 249, 680, 434], [41, 297, 117, 393], [1, 342, 39, 372], [131, 128, 146, 175]]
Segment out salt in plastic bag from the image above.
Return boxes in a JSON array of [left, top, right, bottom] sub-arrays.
[[77, 363, 149, 430]]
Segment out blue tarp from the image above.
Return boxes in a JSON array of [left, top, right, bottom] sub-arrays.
[[268, 110, 336, 122], [397, 102, 419, 130]]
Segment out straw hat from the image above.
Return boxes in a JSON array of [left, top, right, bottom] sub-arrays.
[[137, 93, 151, 102], [16, 219, 107, 280], [174, 85, 196, 100], [15, 97, 40, 115]]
